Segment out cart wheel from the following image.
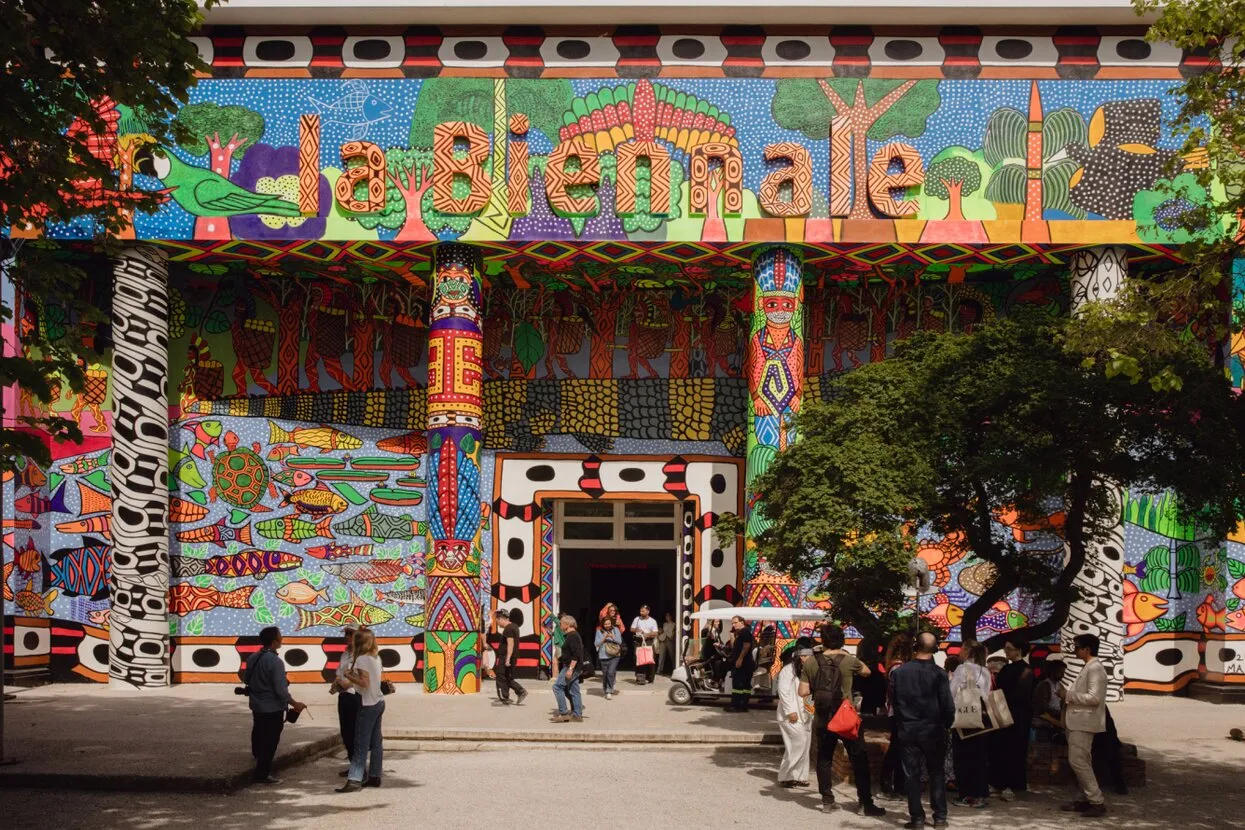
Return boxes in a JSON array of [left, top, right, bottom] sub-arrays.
[[668, 682, 693, 705]]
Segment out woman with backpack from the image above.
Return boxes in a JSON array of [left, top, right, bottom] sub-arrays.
[[950, 640, 992, 808], [595, 615, 624, 700]]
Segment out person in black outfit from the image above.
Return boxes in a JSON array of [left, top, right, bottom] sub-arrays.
[[725, 615, 755, 712], [889, 631, 955, 829], [989, 639, 1035, 799], [331, 623, 360, 776], [1094, 707, 1129, 795], [244, 626, 307, 784], [493, 609, 529, 705], [551, 614, 585, 722]]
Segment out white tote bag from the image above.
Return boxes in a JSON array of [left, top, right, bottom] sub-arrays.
[[985, 688, 1014, 729], [952, 685, 984, 731]]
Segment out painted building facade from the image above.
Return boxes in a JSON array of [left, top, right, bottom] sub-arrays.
[[4, 6, 1245, 697]]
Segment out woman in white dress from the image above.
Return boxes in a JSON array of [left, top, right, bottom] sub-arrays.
[[775, 637, 815, 787]]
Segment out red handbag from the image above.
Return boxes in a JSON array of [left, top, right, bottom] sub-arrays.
[[827, 698, 861, 740]]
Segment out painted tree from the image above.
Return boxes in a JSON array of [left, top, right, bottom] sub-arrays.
[[983, 105, 1087, 219], [772, 79, 941, 219], [734, 311, 1245, 645], [925, 155, 982, 222], [173, 102, 266, 239], [622, 157, 686, 235], [353, 148, 436, 241]]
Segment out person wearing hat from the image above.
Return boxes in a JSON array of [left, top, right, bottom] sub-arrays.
[[332, 623, 361, 775], [776, 636, 815, 787]]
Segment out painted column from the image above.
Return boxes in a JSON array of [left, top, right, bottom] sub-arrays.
[[109, 245, 171, 687], [742, 246, 805, 624], [1064, 245, 1128, 701], [424, 243, 485, 694]]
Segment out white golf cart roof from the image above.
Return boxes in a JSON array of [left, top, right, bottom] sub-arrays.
[[690, 607, 830, 622]]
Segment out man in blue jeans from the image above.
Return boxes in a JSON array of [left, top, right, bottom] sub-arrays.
[[551, 614, 584, 723], [889, 631, 955, 829]]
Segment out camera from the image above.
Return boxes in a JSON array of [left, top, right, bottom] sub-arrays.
[[234, 686, 250, 696]]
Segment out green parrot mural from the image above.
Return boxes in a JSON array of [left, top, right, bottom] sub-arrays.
[[134, 144, 301, 218]]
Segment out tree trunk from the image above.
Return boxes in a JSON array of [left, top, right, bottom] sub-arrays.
[[702, 178, 727, 242], [944, 180, 965, 222], [847, 120, 874, 220], [960, 566, 1016, 646], [395, 172, 435, 241], [195, 134, 237, 241]]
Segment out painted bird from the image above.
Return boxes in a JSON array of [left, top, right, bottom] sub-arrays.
[[134, 144, 302, 218]]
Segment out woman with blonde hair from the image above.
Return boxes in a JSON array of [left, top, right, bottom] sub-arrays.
[[950, 640, 992, 809], [336, 628, 385, 792]]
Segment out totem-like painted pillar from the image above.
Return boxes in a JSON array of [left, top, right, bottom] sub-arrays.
[[424, 243, 485, 694], [109, 245, 171, 687], [1064, 245, 1128, 701], [742, 246, 805, 627]]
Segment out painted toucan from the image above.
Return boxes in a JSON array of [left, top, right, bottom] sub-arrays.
[[134, 144, 301, 218]]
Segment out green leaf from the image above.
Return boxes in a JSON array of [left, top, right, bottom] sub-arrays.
[[192, 574, 212, 588], [513, 321, 544, 372], [255, 609, 275, 625], [1228, 598, 1241, 612], [1229, 559, 1245, 580], [186, 613, 205, 637], [333, 585, 350, 603], [203, 309, 230, 334], [1176, 567, 1201, 594], [278, 603, 295, 618]]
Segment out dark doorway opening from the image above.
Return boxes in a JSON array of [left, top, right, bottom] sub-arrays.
[[559, 547, 676, 672]]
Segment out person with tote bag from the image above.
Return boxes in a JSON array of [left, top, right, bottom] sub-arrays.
[[949, 641, 992, 809]]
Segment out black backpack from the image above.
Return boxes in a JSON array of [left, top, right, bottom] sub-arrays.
[[810, 653, 846, 717]]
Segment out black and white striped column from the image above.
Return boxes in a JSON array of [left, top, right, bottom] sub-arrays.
[[109, 245, 171, 687]]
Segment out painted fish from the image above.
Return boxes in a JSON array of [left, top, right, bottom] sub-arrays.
[[175, 518, 254, 548], [1228, 609, 1245, 632], [281, 485, 349, 517], [1123, 581, 1167, 637], [925, 592, 964, 631], [55, 514, 111, 539], [276, 580, 330, 606], [14, 537, 43, 574], [376, 431, 428, 457], [3, 518, 39, 530], [256, 514, 335, 543], [1233, 576, 1245, 601], [172, 549, 302, 579], [170, 447, 208, 490], [1197, 593, 1227, 633], [322, 560, 411, 584], [168, 584, 256, 615], [993, 506, 1066, 544], [267, 445, 301, 463], [15, 482, 69, 517], [333, 505, 420, 542], [43, 537, 111, 599], [60, 450, 110, 475], [76, 482, 113, 516], [169, 496, 210, 523], [296, 590, 393, 630], [2, 561, 13, 601], [87, 608, 111, 628], [181, 419, 222, 460], [375, 588, 424, 606], [268, 420, 362, 452], [305, 542, 373, 561], [16, 462, 47, 490], [404, 612, 425, 627], [14, 582, 56, 615], [306, 79, 393, 139], [273, 469, 314, 488], [978, 600, 1028, 634]]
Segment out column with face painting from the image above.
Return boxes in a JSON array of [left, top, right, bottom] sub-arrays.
[[424, 243, 485, 694], [742, 246, 805, 629]]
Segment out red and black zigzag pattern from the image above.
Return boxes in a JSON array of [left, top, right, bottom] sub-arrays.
[[192, 26, 1196, 80]]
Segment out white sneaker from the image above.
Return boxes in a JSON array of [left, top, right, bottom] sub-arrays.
[[1000, 788, 1016, 802], [605, 692, 613, 700]]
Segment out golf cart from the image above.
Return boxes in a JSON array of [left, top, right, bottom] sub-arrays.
[[667, 607, 830, 706]]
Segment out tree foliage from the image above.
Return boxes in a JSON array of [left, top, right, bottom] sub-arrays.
[[0, 0, 209, 471], [738, 311, 1245, 646], [1070, 0, 1245, 389], [174, 103, 265, 161], [925, 156, 982, 201]]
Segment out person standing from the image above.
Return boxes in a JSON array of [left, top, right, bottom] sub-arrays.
[[880, 632, 914, 800], [798, 624, 886, 817], [1058, 634, 1108, 818], [551, 615, 585, 723], [332, 623, 360, 776], [595, 615, 624, 699], [990, 639, 1035, 801], [494, 609, 529, 705], [950, 640, 991, 809], [656, 611, 677, 676], [337, 628, 386, 792], [725, 615, 756, 713], [775, 638, 814, 788], [890, 632, 955, 829], [631, 604, 659, 684], [245, 626, 306, 785]]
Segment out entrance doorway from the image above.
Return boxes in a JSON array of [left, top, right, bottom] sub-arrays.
[[555, 501, 680, 673]]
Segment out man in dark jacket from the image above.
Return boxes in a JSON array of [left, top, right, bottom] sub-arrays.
[[246, 626, 307, 784], [889, 632, 955, 829], [551, 614, 585, 723]]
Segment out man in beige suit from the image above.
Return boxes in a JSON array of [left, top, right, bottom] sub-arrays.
[[1057, 634, 1108, 818]]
